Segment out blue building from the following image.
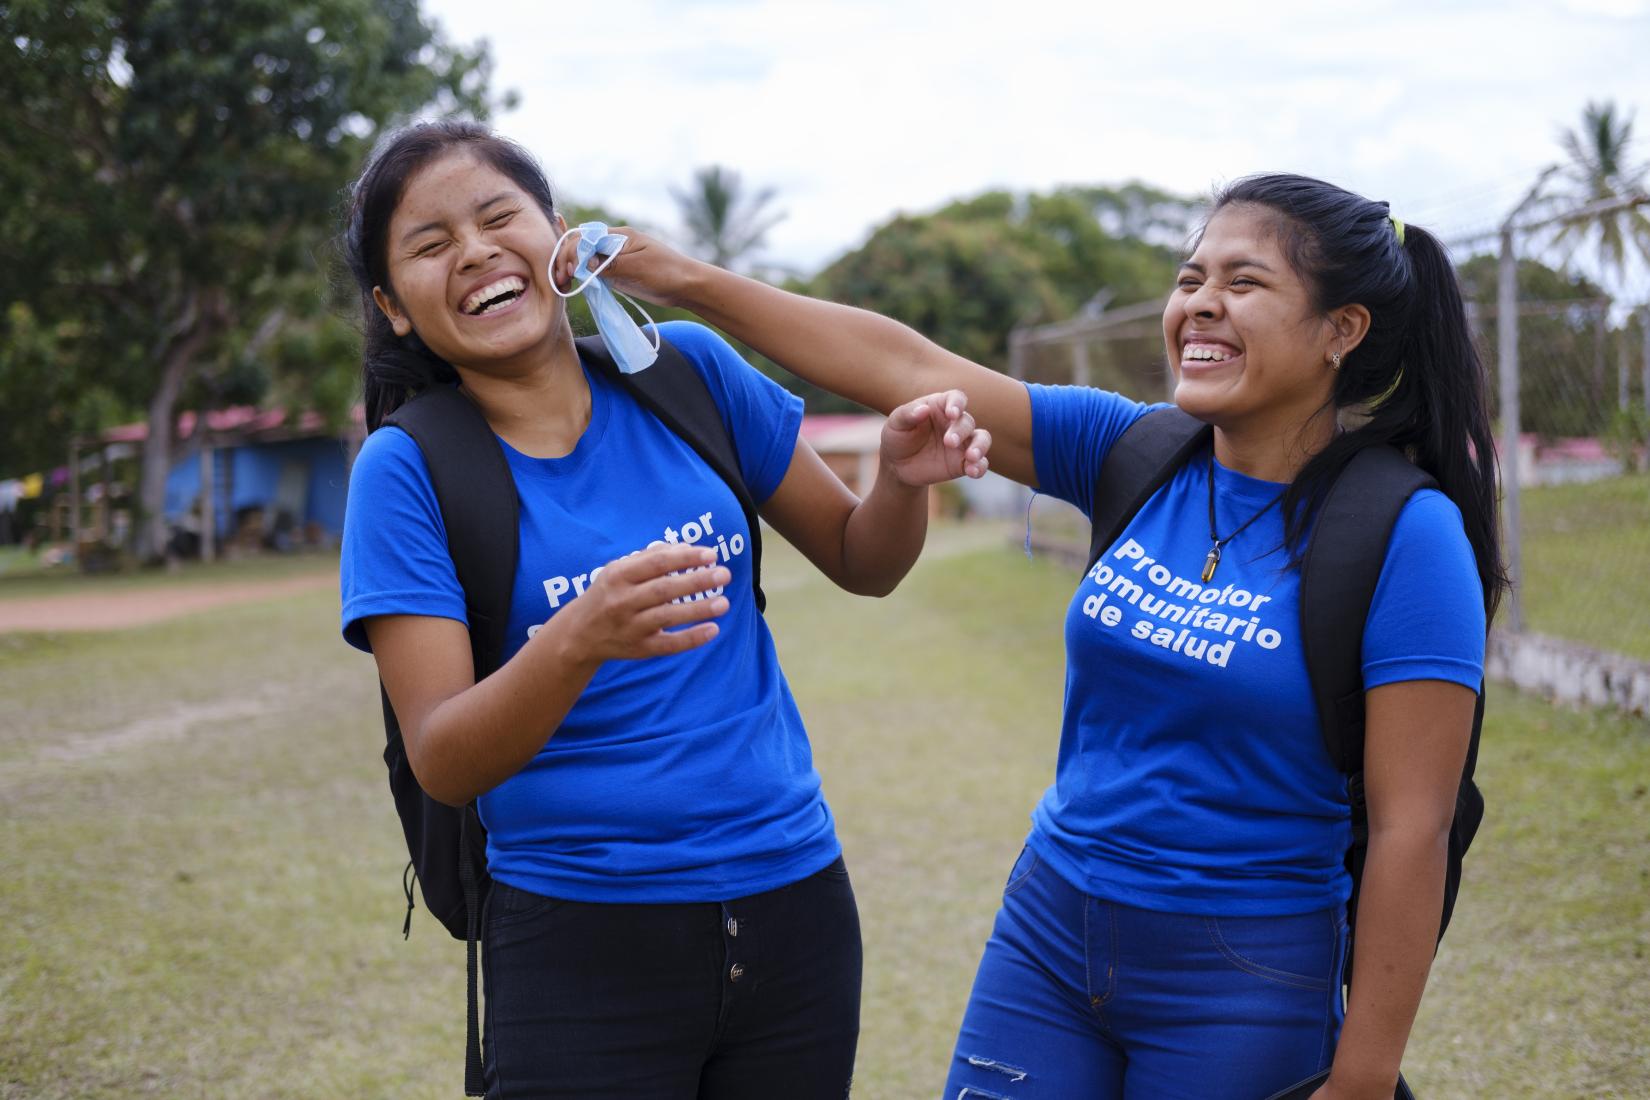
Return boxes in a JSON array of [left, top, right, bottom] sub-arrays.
[[105, 406, 357, 550]]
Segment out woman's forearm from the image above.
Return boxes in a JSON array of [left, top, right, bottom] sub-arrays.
[[836, 456, 930, 597], [414, 609, 601, 805], [672, 262, 1037, 484], [1328, 826, 1450, 1093], [393, 547, 729, 806], [589, 233, 1039, 482], [674, 261, 941, 415]]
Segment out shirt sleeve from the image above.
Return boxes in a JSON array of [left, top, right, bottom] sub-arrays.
[[339, 425, 468, 652], [654, 321, 804, 503], [1027, 383, 1159, 516], [1361, 489, 1486, 691]]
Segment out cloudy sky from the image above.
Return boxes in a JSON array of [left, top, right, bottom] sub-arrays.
[[421, 0, 1650, 273]]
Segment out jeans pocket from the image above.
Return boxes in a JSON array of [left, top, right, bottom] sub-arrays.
[[1204, 911, 1337, 991], [1002, 846, 1040, 898], [487, 881, 566, 931], [815, 855, 850, 880]]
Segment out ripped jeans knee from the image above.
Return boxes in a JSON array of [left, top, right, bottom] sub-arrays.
[[952, 1053, 1031, 1098]]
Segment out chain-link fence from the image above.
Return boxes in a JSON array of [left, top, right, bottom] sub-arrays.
[[1010, 197, 1650, 670], [1010, 297, 1171, 402], [1453, 200, 1650, 664]]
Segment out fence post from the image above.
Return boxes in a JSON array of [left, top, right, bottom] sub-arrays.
[[1593, 306, 1607, 404], [68, 438, 82, 552], [1498, 226, 1524, 632], [1008, 328, 1028, 382], [200, 441, 216, 563], [1642, 305, 1649, 420], [1619, 329, 1632, 413]]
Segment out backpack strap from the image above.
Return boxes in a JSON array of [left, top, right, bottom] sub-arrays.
[[383, 385, 517, 1099], [1086, 406, 1211, 573], [385, 386, 520, 670], [578, 333, 767, 612], [1298, 445, 1434, 775], [1299, 444, 1484, 998]]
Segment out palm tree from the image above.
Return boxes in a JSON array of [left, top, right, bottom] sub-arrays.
[[670, 165, 785, 272], [1550, 100, 1650, 283]]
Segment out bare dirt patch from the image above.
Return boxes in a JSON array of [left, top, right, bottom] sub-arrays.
[[34, 693, 286, 765], [0, 572, 337, 633]]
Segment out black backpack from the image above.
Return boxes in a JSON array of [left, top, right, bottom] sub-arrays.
[[1084, 407, 1486, 978], [376, 334, 765, 1096]]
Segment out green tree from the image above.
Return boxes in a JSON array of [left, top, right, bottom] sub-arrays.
[[1021, 189, 1183, 309], [1077, 181, 1204, 247], [1550, 100, 1650, 287], [802, 186, 1182, 385], [0, 0, 504, 557], [670, 165, 785, 271], [810, 205, 1063, 370], [1457, 253, 1611, 437]]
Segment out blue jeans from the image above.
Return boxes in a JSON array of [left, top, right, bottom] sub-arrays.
[[944, 847, 1347, 1099], [482, 857, 861, 1099]]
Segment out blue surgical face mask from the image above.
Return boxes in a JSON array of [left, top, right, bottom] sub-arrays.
[[550, 221, 659, 374]]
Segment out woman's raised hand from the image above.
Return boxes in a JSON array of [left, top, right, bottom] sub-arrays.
[[551, 226, 697, 307], [556, 545, 731, 663], [881, 389, 992, 488]]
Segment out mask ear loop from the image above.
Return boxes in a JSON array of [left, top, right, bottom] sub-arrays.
[[611, 287, 662, 356], [548, 225, 662, 356], [549, 223, 623, 299]]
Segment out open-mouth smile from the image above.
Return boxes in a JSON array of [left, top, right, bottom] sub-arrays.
[[460, 276, 527, 317]]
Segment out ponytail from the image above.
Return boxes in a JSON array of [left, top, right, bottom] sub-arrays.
[[1383, 226, 1504, 621], [1213, 175, 1509, 622], [359, 300, 458, 431]]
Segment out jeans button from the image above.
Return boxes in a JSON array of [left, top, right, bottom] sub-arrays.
[[729, 963, 745, 982], [726, 917, 739, 937]]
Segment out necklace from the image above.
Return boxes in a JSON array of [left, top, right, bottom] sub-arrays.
[[1203, 452, 1284, 582]]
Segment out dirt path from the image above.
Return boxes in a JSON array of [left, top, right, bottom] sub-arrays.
[[0, 523, 1015, 634], [0, 571, 338, 633]]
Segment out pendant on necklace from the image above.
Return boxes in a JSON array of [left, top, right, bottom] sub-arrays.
[[1202, 544, 1222, 583]]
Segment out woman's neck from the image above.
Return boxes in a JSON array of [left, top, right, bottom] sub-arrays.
[[1212, 408, 1338, 483], [455, 330, 590, 459]]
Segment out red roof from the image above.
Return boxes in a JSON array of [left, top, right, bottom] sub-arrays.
[[1515, 433, 1616, 462], [100, 405, 340, 444], [799, 414, 878, 441]]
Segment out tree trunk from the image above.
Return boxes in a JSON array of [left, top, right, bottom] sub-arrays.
[[136, 291, 217, 561], [138, 345, 193, 561]]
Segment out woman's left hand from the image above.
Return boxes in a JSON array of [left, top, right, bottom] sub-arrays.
[[882, 389, 991, 487], [552, 225, 697, 307]]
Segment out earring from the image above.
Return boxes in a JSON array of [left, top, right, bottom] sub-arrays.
[[1330, 352, 1342, 371]]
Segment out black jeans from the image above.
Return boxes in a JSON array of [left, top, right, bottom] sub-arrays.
[[481, 857, 862, 1099]]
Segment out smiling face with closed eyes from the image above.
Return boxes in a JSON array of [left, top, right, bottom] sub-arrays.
[[373, 151, 569, 377], [1163, 204, 1354, 452]]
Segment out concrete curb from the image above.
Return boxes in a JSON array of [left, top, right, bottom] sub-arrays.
[[1487, 630, 1650, 717]]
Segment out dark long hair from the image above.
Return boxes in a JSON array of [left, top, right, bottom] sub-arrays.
[[340, 121, 558, 430], [1208, 174, 1507, 621]]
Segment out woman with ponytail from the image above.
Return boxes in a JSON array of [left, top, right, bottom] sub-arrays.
[[336, 121, 991, 1099], [586, 173, 1504, 1099]]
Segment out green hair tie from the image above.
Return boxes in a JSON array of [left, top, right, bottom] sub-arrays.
[[1389, 215, 1406, 246], [1371, 368, 1404, 409]]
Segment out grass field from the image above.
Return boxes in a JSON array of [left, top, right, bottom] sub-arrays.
[[1520, 474, 1650, 660], [0, 547, 47, 580], [0, 548, 340, 602], [1, 528, 1646, 1098]]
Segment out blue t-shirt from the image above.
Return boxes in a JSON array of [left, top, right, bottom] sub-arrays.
[[341, 321, 840, 903], [1026, 383, 1485, 916]]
